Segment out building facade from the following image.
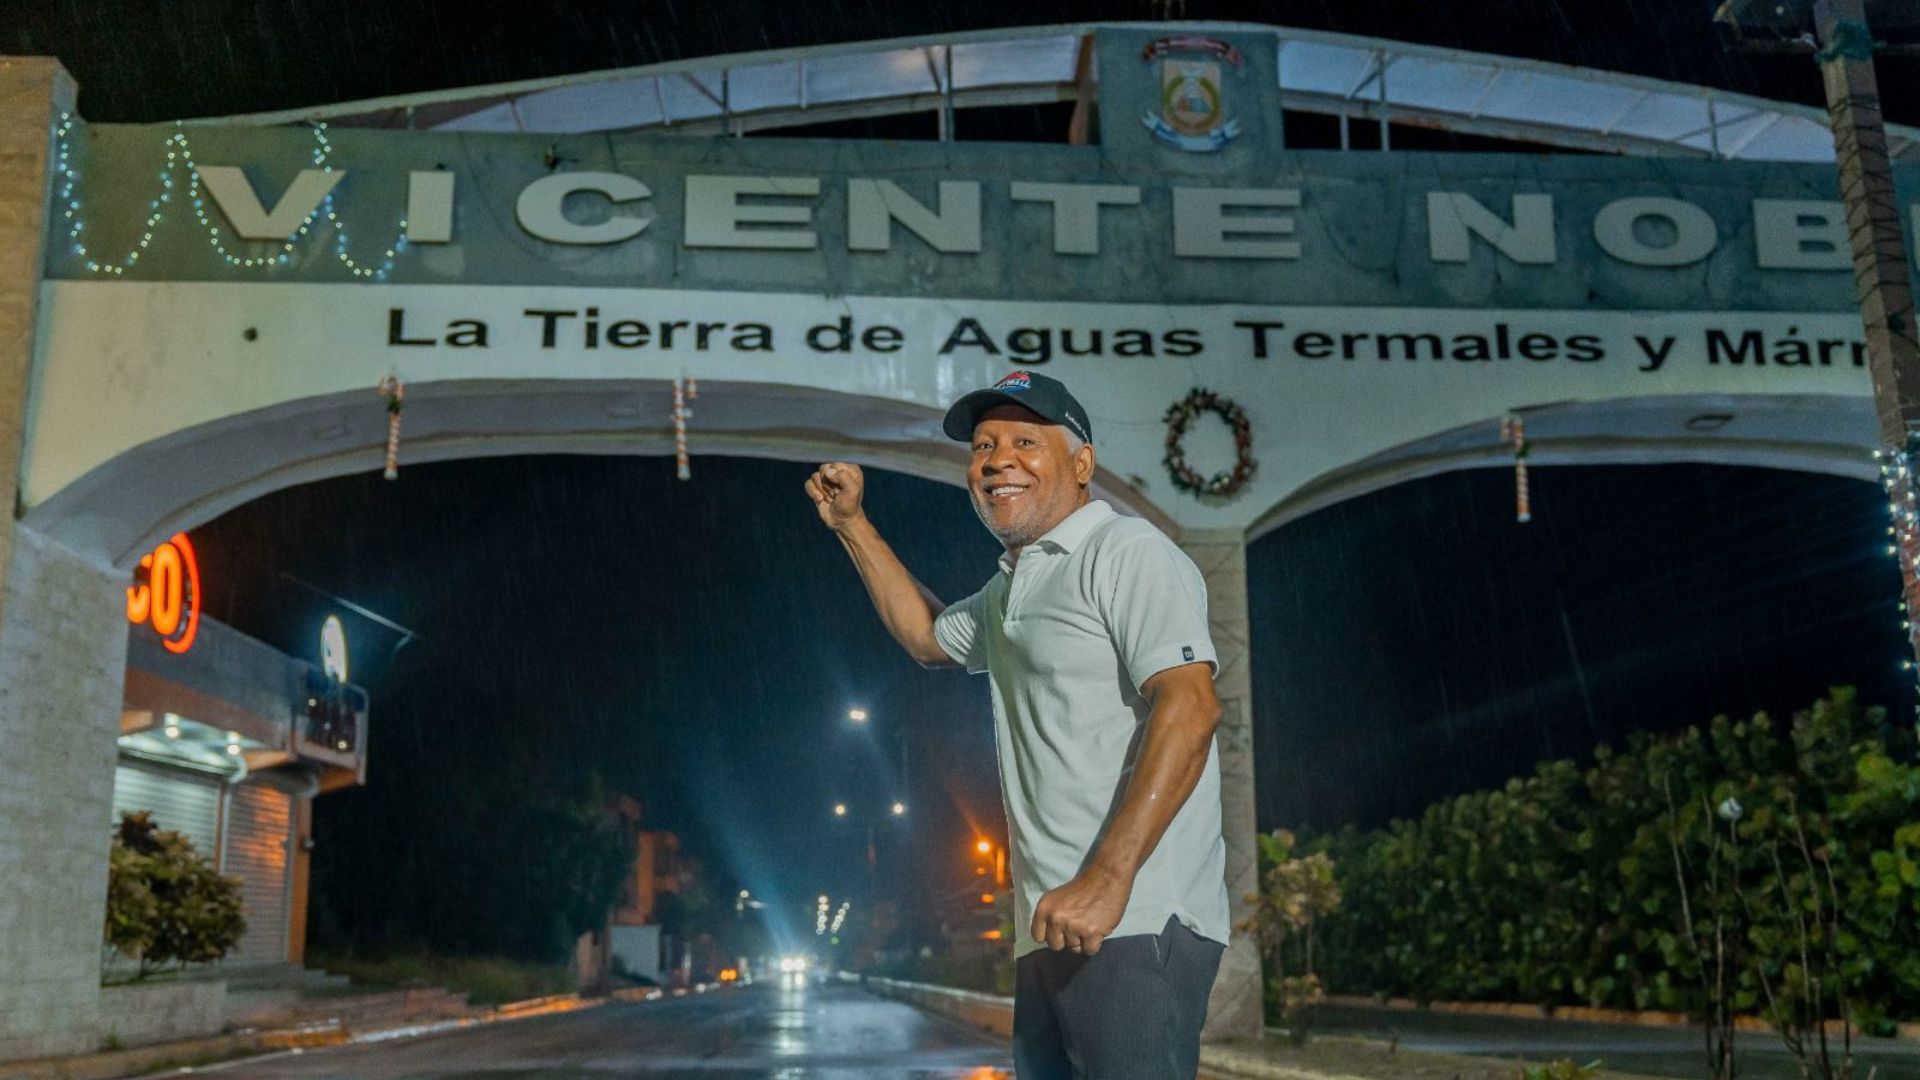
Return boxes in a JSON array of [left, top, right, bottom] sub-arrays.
[[115, 601, 368, 975]]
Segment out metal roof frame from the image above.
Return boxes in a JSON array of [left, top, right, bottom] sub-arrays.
[[194, 21, 1917, 162]]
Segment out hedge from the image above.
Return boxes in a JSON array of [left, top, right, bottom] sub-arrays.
[[1303, 689, 1920, 1034]]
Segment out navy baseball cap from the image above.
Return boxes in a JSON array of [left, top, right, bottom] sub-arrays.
[[942, 371, 1095, 445]]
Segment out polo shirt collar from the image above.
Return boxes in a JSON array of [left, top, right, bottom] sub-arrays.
[[997, 500, 1115, 574]]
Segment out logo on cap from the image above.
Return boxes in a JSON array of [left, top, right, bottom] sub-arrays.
[[994, 372, 1033, 392]]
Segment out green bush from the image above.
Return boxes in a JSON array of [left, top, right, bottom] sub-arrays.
[[1243, 828, 1341, 1043], [1310, 690, 1920, 1036], [104, 812, 246, 975]]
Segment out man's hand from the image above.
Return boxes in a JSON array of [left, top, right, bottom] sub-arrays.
[[1030, 864, 1131, 955], [805, 462, 867, 532]]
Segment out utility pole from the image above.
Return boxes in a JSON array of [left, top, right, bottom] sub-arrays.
[[1718, 0, 1920, 687]]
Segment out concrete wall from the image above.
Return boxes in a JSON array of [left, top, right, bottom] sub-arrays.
[[0, 527, 131, 1060], [96, 979, 226, 1049]]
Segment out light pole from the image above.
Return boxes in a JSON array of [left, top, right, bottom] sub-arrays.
[[843, 706, 916, 947]]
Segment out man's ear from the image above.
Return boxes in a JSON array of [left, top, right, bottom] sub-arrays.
[[1075, 442, 1096, 487]]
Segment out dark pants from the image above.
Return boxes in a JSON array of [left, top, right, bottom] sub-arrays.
[[1012, 915, 1224, 1079]]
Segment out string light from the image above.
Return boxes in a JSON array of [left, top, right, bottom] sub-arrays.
[[52, 113, 408, 280], [1874, 439, 1920, 724]]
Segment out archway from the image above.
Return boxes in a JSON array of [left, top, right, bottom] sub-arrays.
[[25, 379, 1168, 571], [1248, 392, 1876, 542]]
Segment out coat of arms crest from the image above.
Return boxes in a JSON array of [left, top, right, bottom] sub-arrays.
[[1141, 36, 1244, 152]]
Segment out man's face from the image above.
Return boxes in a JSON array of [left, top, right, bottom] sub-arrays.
[[966, 403, 1095, 551]]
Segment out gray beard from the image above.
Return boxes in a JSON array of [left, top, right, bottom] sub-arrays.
[[970, 493, 1047, 551]]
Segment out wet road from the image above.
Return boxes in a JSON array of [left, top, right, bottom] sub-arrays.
[[206, 979, 1012, 1080]]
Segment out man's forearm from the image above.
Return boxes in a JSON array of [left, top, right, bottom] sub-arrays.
[[834, 514, 953, 667], [1088, 679, 1220, 882]]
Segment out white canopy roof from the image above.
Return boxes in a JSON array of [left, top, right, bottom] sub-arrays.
[[203, 21, 1916, 163]]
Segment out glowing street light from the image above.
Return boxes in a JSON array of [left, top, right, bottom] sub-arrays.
[[833, 802, 848, 817], [847, 708, 869, 724], [974, 838, 993, 855], [890, 801, 907, 816]]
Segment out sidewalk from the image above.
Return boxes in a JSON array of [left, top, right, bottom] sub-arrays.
[[0, 990, 622, 1080]]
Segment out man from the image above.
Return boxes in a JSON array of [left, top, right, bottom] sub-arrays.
[[805, 371, 1229, 1079]]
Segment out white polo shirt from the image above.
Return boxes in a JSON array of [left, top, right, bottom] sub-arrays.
[[933, 499, 1230, 959]]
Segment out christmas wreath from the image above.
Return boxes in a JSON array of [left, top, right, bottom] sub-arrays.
[[1163, 388, 1256, 498]]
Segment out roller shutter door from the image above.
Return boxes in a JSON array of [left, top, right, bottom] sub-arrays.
[[111, 763, 220, 858], [225, 783, 293, 966]]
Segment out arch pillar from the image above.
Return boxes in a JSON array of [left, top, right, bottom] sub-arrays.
[[1181, 527, 1263, 1042], [0, 57, 121, 1063], [0, 527, 125, 1060]]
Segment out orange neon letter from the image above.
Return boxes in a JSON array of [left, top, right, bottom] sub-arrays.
[[126, 535, 201, 654], [150, 542, 182, 636], [160, 534, 200, 655]]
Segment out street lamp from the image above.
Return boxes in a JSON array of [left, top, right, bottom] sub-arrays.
[[972, 837, 1009, 888], [890, 801, 907, 816], [848, 708, 869, 724], [833, 802, 848, 817]]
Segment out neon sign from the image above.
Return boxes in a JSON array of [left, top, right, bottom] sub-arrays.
[[127, 533, 200, 654]]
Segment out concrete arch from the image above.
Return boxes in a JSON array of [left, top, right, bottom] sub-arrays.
[[23, 377, 1174, 569], [1247, 392, 1877, 542]]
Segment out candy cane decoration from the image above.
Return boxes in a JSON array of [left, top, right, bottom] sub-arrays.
[[672, 374, 699, 481], [377, 375, 405, 480], [1500, 413, 1531, 523]]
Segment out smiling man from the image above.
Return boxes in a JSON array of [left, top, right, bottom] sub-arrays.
[[805, 371, 1229, 1079]]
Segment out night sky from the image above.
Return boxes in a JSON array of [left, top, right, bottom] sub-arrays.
[[190, 454, 1915, 933], [192, 457, 1011, 935], [22, 0, 1917, 948]]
